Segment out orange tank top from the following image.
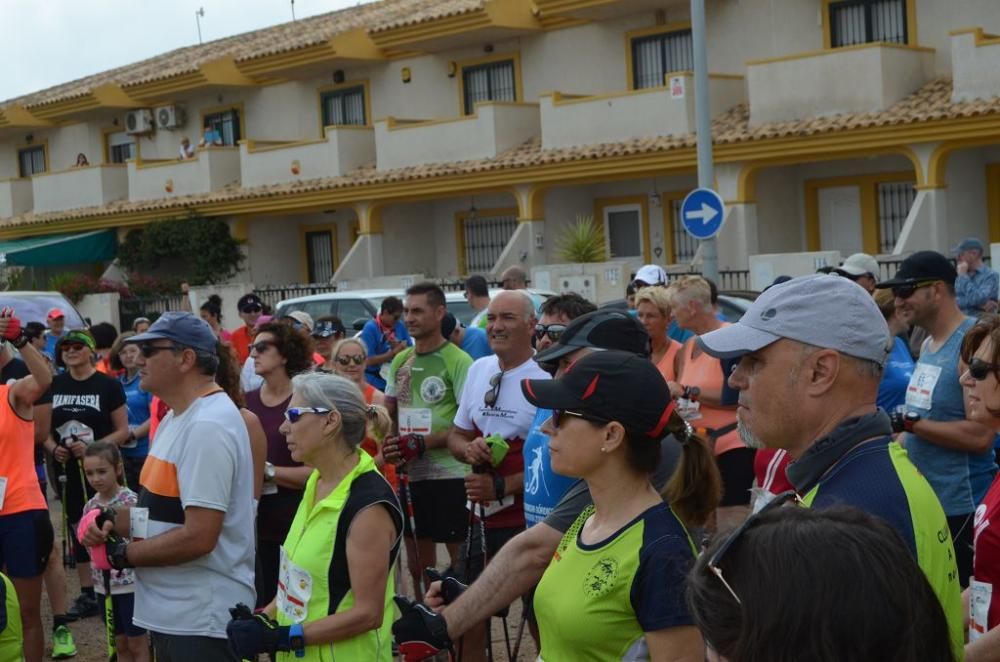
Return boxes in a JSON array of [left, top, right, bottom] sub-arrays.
[[360, 384, 397, 490], [678, 328, 744, 455], [655, 340, 682, 383], [0, 385, 46, 516]]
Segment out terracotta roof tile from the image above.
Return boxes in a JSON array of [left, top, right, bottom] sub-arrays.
[[370, 0, 485, 32]]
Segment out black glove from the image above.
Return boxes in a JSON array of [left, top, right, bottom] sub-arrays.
[[890, 410, 920, 434], [392, 596, 452, 662], [226, 603, 291, 658], [398, 434, 426, 463], [425, 568, 466, 604]]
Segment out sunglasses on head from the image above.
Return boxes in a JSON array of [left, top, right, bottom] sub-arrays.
[[484, 371, 505, 408], [707, 490, 803, 604], [535, 323, 566, 342], [283, 407, 331, 424], [891, 280, 940, 300], [336, 354, 365, 366], [139, 343, 181, 358], [967, 358, 1000, 381], [249, 341, 276, 355]]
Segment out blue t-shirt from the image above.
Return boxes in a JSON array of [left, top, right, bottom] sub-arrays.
[[523, 408, 578, 527], [120, 372, 152, 458], [43, 331, 66, 361], [667, 320, 694, 344], [459, 326, 492, 360], [903, 318, 998, 515], [877, 336, 915, 413], [359, 318, 411, 390]]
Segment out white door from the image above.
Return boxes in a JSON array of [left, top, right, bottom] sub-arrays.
[[603, 204, 643, 260], [818, 186, 863, 255]]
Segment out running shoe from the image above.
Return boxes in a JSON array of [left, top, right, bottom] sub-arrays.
[[51, 625, 77, 659], [66, 593, 99, 619]]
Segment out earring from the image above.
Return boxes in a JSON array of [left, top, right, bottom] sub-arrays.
[[600, 447, 608, 453]]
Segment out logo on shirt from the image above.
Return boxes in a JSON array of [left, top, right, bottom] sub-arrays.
[[583, 557, 619, 598], [419, 376, 447, 404], [525, 445, 549, 497], [53, 394, 101, 411]]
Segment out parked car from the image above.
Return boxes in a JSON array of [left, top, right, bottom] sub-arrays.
[[0, 291, 87, 328], [275, 289, 402, 331], [445, 289, 557, 326], [600, 291, 758, 324]]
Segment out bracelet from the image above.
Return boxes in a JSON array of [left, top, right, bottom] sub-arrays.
[[493, 474, 505, 502]]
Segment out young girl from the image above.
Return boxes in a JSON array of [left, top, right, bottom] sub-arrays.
[[82, 442, 149, 662]]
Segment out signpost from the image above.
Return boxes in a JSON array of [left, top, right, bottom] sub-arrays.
[[691, 0, 718, 281], [681, 188, 726, 240]]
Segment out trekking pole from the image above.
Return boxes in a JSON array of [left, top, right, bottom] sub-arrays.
[[509, 613, 527, 661], [478, 501, 494, 662], [59, 474, 72, 568], [103, 569, 117, 661], [398, 471, 423, 597]]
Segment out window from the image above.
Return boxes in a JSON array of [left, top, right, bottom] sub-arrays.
[[460, 212, 517, 274], [877, 181, 916, 253], [670, 198, 699, 263], [462, 59, 517, 115], [603, 205, 644, 259], [17, 146, 46, 177], [305, 230, 335, 283], [106, 131, 135, 164], [202, 109, 241, 146], [321, 86, 366, 127], [829, 0, 909, 48], [631, 29, 694, 90]]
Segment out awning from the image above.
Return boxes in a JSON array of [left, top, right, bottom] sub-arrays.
[[0, 229, 117, 267]]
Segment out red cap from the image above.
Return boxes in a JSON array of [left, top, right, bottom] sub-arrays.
[[47, 308, 65, 321]]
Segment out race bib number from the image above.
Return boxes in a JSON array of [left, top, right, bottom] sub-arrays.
[[130, 507, 149, 540], [467, 495, 516, 518], [905, 363, 941, 411], [969, 578, 992, 642], [379, 362, 392, 383], [276, 546, 313, 624], [399, 408, 432, 435], [56, 420, 95, 446]]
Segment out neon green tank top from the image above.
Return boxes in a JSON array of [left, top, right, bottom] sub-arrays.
[[0, 573, 22, 662]]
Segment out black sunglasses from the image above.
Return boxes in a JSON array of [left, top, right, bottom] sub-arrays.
[[240, 304, 263, 314], [891, 280, 940, 300], [707, 490, 802, 604], [336, 354, 365, 366], [535, 323, 567, 342], [249, 341, 276, 355], [61, 342, 88, 353], [968, 358, 1000, 381], [551, 409, 612, 428], [139, 343, 181, 359], [484, 371, 504, 408]]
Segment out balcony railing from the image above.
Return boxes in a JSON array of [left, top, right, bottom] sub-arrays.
[[0, 178, 33, 219], [540, 73, 745, 150], [127, 146, 241, 202], [240, 126, 375, 188], [32, 164, 128, 214], [747, 42, 934, 125], [374, 102, 541, 171]]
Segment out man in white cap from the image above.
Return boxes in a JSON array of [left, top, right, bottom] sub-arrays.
[[953, 237, 999, 316], [697, 274, 964, 657], [833, 252, 879, 294], [632, 264, 667, 289]]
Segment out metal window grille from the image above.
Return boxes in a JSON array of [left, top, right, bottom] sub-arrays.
[[632, 30, 694, 90], [17, 147, 45, 177], [671, 199, 699, 263], [305, 231, 335, 284], [463, 214, 517, 273], [321, 87, 366, 126], [110, 143, 134, 164], [462, 60, 516, 115], [877, 181, 916, 254], [204, 110, 241, 146], [830, 0, 907, 47]]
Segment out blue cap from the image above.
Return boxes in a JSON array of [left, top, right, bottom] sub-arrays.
[[127, 311, 218, 354], [952, 237, 984, 254]]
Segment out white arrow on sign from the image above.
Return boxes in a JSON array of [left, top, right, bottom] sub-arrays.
[[685, 202, 719, 226]]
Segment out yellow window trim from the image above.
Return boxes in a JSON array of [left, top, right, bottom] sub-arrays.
[[987, 164, 1000, 244], [821, 0, 918, 50], [316, 79, 373, 135], [198, 102, 247, 143], [624, 22, 693, 91], [949, 27, 1000, 47], [15, 140, 49, 176], [658, 189, 693, 265], [594, 195, 651, 263], [298, 223, 340, 283], [456, 52, 523, 116], [454, 206, 519, 275], [803, 171, 915, 254]]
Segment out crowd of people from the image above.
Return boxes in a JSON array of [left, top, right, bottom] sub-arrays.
[[0, 241, 999, 661]]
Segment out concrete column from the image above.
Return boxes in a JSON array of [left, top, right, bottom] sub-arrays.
[[332, 202, 384, 284], [894, 188, 949, 254], [491, 220, 545, 279], [714, 203, 759, 270]]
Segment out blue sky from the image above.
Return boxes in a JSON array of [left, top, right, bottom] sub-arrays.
[[1, 0, 373, 102]]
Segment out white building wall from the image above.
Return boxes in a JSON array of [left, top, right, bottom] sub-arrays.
[[917, 1, 1000, 74], [756, 166, 805, 254], [244, 212, 354, 286]]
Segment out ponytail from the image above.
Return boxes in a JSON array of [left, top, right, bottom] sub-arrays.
[[662, 428, 722, 528], [365, 403, 392, 442]]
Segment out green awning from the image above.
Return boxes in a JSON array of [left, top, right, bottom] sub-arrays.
[[0, 229, 117, 267]]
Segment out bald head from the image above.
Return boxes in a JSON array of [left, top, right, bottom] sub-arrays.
[[490, 289, 535, 320], [501, 266, 528, 290]]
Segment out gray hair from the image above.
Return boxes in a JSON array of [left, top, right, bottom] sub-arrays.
[[291, 371, 388, 448], [491, 289, 536, 322]]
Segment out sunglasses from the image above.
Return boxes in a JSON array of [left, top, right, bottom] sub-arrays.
[[139, 343, 181, 358], [891, 280, 940, 300], [707, 490, 803, 604], [61, 343, 88, 353], [283, 407, 331, 423], [249, 341, 276, 355], [535, 323, 567, 342], [240, 304, 263, 314], [551, 409, 612, 428], [336, 354, 365, 366], [484, 371, 505, 408], [968, 358, 1000, 381]]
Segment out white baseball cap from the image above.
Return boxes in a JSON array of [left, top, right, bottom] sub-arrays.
[[633, 264, 667, 286]]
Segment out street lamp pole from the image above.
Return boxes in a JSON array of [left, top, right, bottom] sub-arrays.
[[691, 0, 719, 282]]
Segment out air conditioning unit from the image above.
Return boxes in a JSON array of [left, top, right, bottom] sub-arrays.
[[125, 109, 154, 135], [155, 105, 186, 130]]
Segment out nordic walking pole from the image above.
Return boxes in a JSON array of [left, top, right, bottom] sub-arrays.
[[103, 569, 117, 661], [398, 471, 423, 597], [59, 473, 75, 569]]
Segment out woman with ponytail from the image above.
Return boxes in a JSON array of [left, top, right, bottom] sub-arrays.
[[200, 294, 232, 342]]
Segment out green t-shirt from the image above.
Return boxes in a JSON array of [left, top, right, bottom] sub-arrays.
[[534, 503, 696, 661], [386, 342, 472, 481], [0, 573, 22, 662]]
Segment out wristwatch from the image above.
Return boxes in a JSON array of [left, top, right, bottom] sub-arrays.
[[108, 539, 133, 570], [903, 411, 920, 433], [288, 623, 306, 658], [264, 462, 276, 481]]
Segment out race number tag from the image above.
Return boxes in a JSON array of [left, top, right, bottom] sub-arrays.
[[130, 507, 149, 540], [0, 477, 7, 511], [399, 408, 433, 435], [969, 578, 993, 642], [277, 547, 313, 623], [905, 363, 941, 411]]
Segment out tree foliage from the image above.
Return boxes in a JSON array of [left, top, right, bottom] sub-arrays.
[[118, 213, 243, 285]]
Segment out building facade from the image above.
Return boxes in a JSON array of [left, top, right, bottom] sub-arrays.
[[1, 0, 1000, 289]]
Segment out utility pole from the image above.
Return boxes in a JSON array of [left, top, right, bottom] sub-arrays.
[[691, 0, 718, 282], [195, 7, 205, 45], [291, 0, 297, 21]]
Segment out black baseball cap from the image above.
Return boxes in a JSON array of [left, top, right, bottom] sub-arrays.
[[533, 309, 650, 365], [312, 319, 345, 338], [875, 250, 957, 288], [237, 293, 264, 313], [521, 350, 675, 442], [441, 312, 459, 339]]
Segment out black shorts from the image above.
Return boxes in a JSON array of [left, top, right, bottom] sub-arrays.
[[403, 479, 467, 543], [150, 632, 237, 662], [717, 447, 757, 507], [0, 509, 54, 577], [100, 592, 146, 637], [463, 525, 522, 584]]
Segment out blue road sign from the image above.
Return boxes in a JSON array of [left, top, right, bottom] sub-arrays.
[[681, 188, 726, 240]]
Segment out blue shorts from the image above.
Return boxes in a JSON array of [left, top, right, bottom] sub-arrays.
[[0, 509, 53, 577], [100, 592, 146, 637]]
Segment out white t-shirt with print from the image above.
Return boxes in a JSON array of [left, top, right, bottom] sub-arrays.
[[454, 354, 550, 441]]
